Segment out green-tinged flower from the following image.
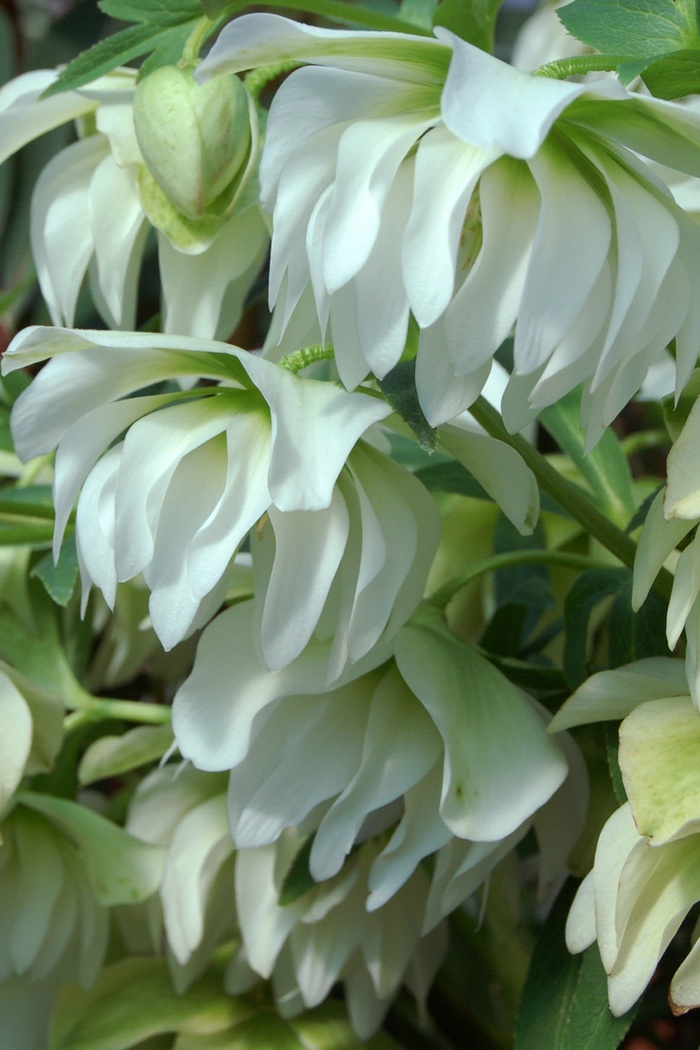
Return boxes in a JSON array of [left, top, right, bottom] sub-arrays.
[[0, 666, 63, 819], [198, 13, 700, 436], [0, 66, 267, 338], [557, 658, 700, 1016], [173, 599, 583, 922], [633, 397, 700, 702]]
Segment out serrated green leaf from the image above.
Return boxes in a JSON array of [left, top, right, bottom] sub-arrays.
[[43, 0, 204, 97], [515, 879, 636, 1050], [539, 391, 635, 529], [50, 957, 255, 1050], [31, 535, 79, 606], [18, 791, 163, 905], [378, 360, 437, 453], [78, 724, 174, 785], [433, 0, 503, 52], [641, 47, 700, 96], [559, 0, 700, 59]]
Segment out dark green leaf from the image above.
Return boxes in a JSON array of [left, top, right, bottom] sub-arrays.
[[433, 0, 503, 51], [641, 47, 700, 96], [559, 0, 700, 60], [563, 568, 669, 688], [378, 360, 437, 453], [515, 879, 636, 1050], [539, 390, 636, 529], [279, 836, 315, 906], [400, 0, 439, 30], [605, 722, 627, 805], [31, 535, 79, 606]]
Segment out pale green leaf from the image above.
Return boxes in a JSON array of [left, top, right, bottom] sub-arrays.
[[78, 724, 174, 786], [18, 791, 163, 905]]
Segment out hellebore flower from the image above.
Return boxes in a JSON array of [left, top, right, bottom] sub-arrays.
[[2, 326, 439, 674], [0, 66, 267, 338], [558, 659, 700, 1017], [198, 14, 700, 437], [233, 834, 448, 1039], [173, 600, 577, 915], [632, 396, 700, 703]]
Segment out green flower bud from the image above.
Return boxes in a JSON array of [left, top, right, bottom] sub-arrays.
[[133, 64, 252, 223]]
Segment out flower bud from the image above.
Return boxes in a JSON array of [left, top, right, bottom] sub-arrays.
[[133, 64, 251, 222]]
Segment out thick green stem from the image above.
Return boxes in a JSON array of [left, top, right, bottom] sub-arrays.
[[431, 550, 610, 610], [245, 61, 300, 103], [64, 695, 172, 732], [0, 525, 54, 545], [180, 15, 215, 66], [280, 344, 336, 374], [535, 54, 628, 79], [0, 499, 55, 520], [468, 397, 674, 600]]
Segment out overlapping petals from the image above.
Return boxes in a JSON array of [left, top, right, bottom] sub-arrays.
[[562, 659, 700, 1016], [3, 327, 439, 672], [0, 68, 267, 338], [199, 13, 700, 434], [173, 599, 574, 919]]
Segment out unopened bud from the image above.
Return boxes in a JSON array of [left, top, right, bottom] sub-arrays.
[[133, 65, 251, 221]]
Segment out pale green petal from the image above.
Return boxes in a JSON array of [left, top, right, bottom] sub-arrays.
[[18, 791, 163, 905], [395, 605, 567, 841], [0, 672, 32, 816], [197, 13, 449, 85], [608, 833, 700, 1016], [669, 934, 700, 1014], [161, 793, 232, 963], [620, 697, 700, 844], [667, 532, 700, 648], [632, 490, 693, 611], [439, 422, 539, 535], [591, 803, 641, 973], [666, 398, 700, 519], [565, 871, 596, 954], [549, 657, 689, 732], [235, 843, 298, 977]]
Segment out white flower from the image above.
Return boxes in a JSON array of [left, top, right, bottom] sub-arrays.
[[234, 834, 448, 1039], [198, 13, 700, 437], [124, 766, 251, 992], [2, 326, 429, 670], [0, 67, 267, 338], [173, 600, 576, 913], [562, 660, 700, 1016]]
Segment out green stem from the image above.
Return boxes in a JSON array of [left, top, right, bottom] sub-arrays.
[[180, 15, 216, 67], [0, 525, 54, 545], [64, 695, 172, 732], [467, 397, 674, 600], [245, 61, 300, 103], [280, 343, 336, 374], [535, 54, 628, 79], [430, 550, 610, 610]]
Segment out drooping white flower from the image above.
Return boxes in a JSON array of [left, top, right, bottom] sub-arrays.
[[198, 13, 700, 437], [0, 67, 267, 338], [173, 599, 576, 918], [234, 833, 448, 1039], [3, 326, 441, 675], [561, 659, 700, 1017]]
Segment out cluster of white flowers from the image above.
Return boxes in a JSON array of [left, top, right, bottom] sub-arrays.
[[4, 0, 700, 1044]]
